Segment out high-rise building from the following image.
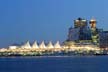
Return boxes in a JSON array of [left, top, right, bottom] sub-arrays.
[[67, 18, 91, 42], [89, 18, 100, 45], [74, 18, 87, 28], [89, 18, 97, 28], [66, 17, 108, 48]]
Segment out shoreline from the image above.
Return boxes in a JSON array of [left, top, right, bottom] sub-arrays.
[[0, 54, 107, 57]]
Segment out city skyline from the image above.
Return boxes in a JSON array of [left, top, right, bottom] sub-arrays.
[[0, 0, 108, 47]]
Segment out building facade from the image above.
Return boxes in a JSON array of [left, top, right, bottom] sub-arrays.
[[99, 31, 108, 48], [68, 27, 80, 41], [67, 18, 92, 42], [66, 17, 103, 46]]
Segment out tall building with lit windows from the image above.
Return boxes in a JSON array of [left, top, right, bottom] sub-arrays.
[[89, 18, 99, 44], [66, 17, 104, 46], [67, 18, 91, 42], [74, 18, 87, 28]]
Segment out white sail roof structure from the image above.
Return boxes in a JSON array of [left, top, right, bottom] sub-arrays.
[[39, 41, 46, 48], [22, 41, 31, 49], [54, 41, 61, 48], [47, 41, 54, 48], [31, 41, 39, 48]]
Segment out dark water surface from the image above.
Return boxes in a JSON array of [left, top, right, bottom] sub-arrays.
[[0, 56, 108, 72]]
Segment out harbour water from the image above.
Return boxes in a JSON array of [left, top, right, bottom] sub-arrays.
[[0, 56, 108, 72]]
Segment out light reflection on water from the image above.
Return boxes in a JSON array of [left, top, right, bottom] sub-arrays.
[[0, 56, 108, 72]]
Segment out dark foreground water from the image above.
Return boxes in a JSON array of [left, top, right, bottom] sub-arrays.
[[0, 56, 108, 72]]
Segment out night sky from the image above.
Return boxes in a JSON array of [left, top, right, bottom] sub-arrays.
[[0, 0, 108, 47]]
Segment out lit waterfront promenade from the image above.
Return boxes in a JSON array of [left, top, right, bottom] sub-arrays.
[[0, 42, 106, 56]]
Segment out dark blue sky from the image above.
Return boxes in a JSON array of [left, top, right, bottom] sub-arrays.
[[0, 0, 108, 47]]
